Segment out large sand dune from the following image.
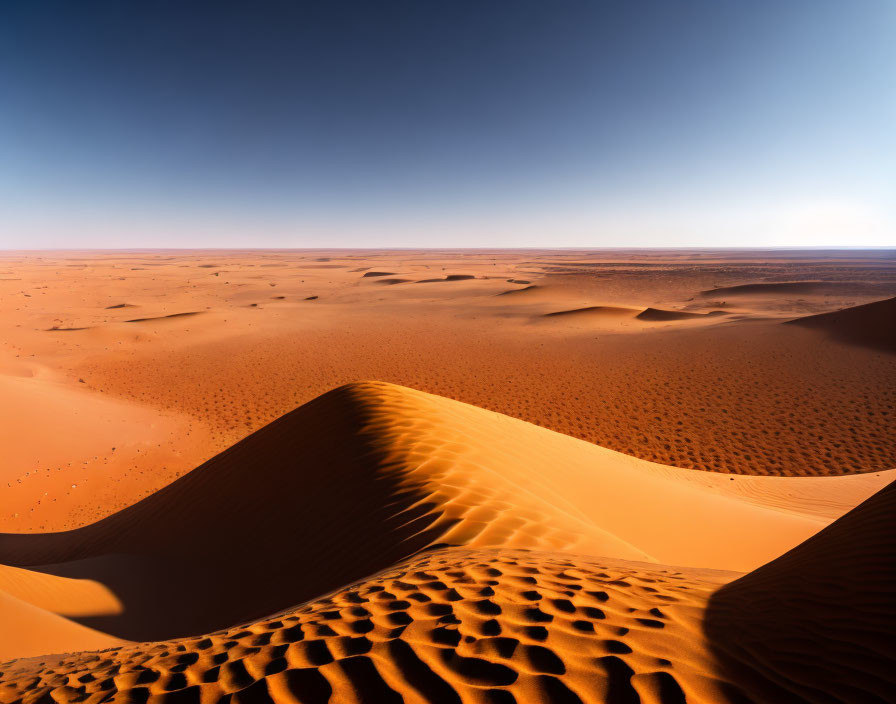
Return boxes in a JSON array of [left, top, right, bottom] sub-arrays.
[[1, 383, 890, 660], [1, 455, 891, 703], [706, 479, 896, 702]]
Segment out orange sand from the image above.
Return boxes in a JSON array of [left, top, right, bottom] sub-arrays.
[[2, 249, 894, 535], [0, 383, 891, 700], [0, 249, 893, 702]]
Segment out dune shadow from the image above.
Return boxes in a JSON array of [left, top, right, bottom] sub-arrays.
[[0, 384, 450, 641], [784, 296, 896, 354], [703, 480, 896, 703]]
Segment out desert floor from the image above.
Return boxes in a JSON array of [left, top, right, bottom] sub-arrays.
[[0, 249, 894, 704]]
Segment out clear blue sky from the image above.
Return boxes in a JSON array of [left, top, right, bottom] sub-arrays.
[[1, 0, 893, 248]]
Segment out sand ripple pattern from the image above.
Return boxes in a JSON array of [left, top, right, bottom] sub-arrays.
[[0, 548, 744, 704]]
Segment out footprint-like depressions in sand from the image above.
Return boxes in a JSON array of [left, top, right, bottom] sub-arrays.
[[0, 547, 743, 704]]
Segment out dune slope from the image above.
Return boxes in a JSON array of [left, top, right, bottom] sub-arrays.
[[0, 547, 744, 704], [0, 382, 892, 702], [1, 381, 877, 647], [785, 295, 896, 353], [705, 479, 896, 703]]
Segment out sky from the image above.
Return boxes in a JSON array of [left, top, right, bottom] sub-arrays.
[[1, 0, 893, 248]]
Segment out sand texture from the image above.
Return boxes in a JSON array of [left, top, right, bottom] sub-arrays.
[[1, 249, 894, 702]]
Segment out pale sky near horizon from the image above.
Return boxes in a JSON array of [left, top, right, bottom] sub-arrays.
[[1, 1, 893, 248]]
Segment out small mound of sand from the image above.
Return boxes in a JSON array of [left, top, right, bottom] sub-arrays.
[[415, 274, 477, 283], [497, 284, 540, 296], [104, 303, 135, 309], [636, 308, 725, 322], [376, 278, 412, 285], [544, 306, 638, 318], [362, 272, 396, 278], [785, 296, 896, 354], [125, 312, 201, 323]]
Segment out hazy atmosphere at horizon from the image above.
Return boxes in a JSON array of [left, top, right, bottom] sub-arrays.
[[1, 0, 893, 248]]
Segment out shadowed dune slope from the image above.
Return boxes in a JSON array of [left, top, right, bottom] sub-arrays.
[[705, 479, 896, 704], [785, 296, 896, 354], [543, 306, 638, 318], [0, 547, 749, 704], [0, 383, 450, 642], [699, 281, 893, 297], [635, 308, 724, 322], [0, 381, 862, 646]]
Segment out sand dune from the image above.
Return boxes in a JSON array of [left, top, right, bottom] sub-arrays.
[[3, 474, 892, 702], [785, 296, 896, 353], [0, 547, 742, 704], [124, 312, 202, 323], [543, 306, 638, 318], [0, 590, 124, 662], [1, 382, 885, 651], [497, 284, 542, 296], [705, 479, 896, 702], [635, 308, 725, 322], [0, 371, 206, 533], [699, 280, 893, 297], [416, 274, 477, 283]]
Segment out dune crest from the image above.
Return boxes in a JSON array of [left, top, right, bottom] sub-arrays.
[[785, 295, 896, 353], [705, 479, 896, 702], [543, 306, 638, 318], [635, 308, 725, 322], [1, 381, 882, 652]]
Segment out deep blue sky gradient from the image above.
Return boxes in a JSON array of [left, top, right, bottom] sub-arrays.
[[1, 0, 893, 247]]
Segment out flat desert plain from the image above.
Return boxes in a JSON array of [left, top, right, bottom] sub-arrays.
[[0, 249, 894, 704]]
